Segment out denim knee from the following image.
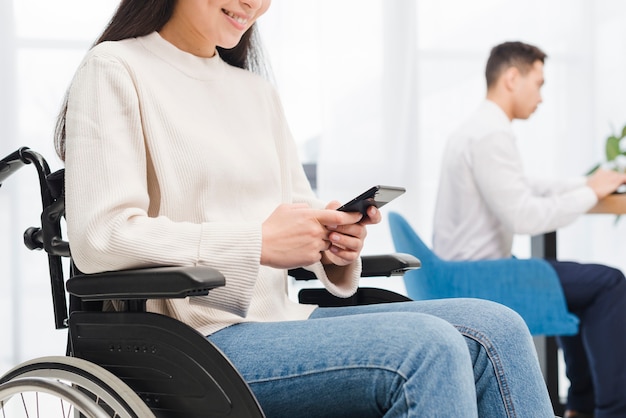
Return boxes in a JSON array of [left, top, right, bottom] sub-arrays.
[[450, 299, 530, 341], [360, 313, 478, 416]]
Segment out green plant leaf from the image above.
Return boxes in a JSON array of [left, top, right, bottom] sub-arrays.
[[622, 124, 626, 139], [606, 135, 621, 161]]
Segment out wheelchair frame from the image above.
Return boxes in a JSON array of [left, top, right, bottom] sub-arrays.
[[0, 147, 420, 417]]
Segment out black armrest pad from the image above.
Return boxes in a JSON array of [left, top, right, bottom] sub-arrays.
[[360, 253, 421, 277], [66, 266, 225, 301], [290, 252, 421, 280]]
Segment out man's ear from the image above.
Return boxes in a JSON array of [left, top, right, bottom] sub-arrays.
[[502, 66, 520, 91]]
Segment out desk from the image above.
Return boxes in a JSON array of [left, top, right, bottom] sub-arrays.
[[532, 194, 626, 262], [587, 193, 626, 214], [530, 194, 626, 414]]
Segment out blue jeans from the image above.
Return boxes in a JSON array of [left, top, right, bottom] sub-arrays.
[[209, 298, 554, 417]]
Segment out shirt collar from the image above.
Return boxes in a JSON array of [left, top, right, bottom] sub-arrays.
[[137, 31, 225, 81]]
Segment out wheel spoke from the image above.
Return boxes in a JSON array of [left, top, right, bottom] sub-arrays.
[[20, 393, 30, 418], [60, 397, 65, 418], [0, 390, 87, 418], [1, 356, 154, 417]]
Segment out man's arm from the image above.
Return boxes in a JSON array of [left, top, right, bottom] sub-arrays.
[[471, 132, 597, 235]]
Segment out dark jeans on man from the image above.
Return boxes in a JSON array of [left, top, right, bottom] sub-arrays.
[[547, 260, 626, 418]]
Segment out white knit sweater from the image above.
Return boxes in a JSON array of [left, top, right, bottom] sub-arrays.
[[64, 32, 361, 336]]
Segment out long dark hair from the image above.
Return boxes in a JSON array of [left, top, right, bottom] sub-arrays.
[[54, 0, 269, 160]]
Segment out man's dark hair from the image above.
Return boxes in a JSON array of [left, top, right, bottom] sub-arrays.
[[485, 41, 547, 88]]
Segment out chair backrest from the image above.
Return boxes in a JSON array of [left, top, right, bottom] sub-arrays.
[[388, 211, 579, 336], [1, 147, 69, 329], [388, 211, 441, 299]]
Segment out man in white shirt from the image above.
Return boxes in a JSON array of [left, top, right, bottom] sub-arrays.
[[433, 41, 626, 418]]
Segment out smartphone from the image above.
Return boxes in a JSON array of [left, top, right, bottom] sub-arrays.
[[337, 185, 406, 216]]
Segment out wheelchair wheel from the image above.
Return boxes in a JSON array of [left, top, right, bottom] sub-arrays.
[[0, 356, 154, 418]]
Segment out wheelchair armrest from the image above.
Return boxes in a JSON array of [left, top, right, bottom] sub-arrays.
[[289, 252, 421, 280], [361, 253, 421, 277], [66, 266, 225, 301]]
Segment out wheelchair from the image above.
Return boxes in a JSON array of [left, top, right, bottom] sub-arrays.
[[0, 147, 420, 417]]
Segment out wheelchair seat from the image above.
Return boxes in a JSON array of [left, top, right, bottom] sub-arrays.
[[0, 147, 420, 417]]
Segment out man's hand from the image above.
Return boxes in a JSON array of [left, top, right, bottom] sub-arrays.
[[587, 169, 626, 200]]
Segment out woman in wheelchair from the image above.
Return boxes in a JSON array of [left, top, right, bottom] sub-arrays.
[[53, 0, 555, 416]]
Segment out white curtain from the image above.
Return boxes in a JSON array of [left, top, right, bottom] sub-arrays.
[[2, 0, 626, 373]]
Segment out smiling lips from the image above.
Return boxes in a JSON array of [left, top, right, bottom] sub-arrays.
[[222, 9, 248, 27]]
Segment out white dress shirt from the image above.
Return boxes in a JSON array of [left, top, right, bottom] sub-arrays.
[[432, 100, 597, 260]]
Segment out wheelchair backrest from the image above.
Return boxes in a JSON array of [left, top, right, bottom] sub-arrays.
[[1, 147, 69, 329]]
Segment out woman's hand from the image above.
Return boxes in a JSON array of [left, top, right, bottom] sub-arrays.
[[260, 203, 362, 269], [319, 201, 381, 267]]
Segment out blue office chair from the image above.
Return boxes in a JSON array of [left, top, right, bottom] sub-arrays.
[[388, 211, 578, 337], [389, 211, 578, 414]]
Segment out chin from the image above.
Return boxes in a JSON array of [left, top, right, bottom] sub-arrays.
[[219, 36, 246, 50], [519, 109, 536, 120], [220, 42, 240, 50]]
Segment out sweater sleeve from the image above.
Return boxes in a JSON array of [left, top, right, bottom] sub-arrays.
[[65, 52, 260, 317], [470, 131, 597, 235]]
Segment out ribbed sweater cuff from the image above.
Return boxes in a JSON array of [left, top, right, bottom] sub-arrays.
[[190, 222, 261, 317], [304, 258, 362, 298]]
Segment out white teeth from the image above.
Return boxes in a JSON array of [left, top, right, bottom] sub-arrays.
[[224, 10, 247, 25]]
